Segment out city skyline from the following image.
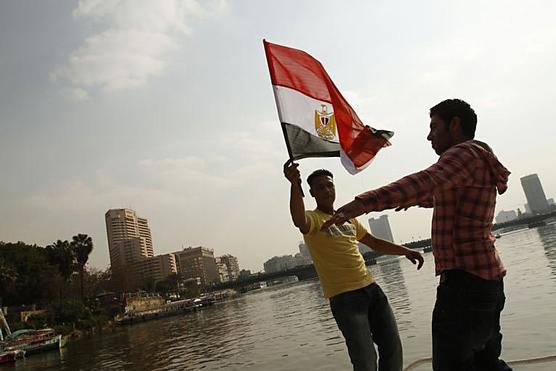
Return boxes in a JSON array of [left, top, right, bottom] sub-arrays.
[[1, 1, 555, 272]]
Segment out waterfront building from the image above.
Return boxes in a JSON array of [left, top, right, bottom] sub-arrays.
[[238, 269, 251, 280], [133, 253, 178, 286], [495, 210, 518, 224], [368, 215, 395, 242], [520, 174, 550, 215], [105, 208, 155, 290], [215, 256, 230, 283], [174, 246, 219, 287], [294, 253, 312, 266], [263, 255, 297, 273], [299, 242, 312, 262], [218, 254, 240, 281]]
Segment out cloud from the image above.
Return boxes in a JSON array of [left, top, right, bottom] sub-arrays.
[[60, 87, 90, 101], [51, 0, 227, 96]]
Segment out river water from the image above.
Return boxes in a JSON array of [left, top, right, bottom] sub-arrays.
[[4, 223, 556, 370]]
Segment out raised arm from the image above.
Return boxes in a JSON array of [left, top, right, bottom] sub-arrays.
[[283, 160, 311, 234], [359, 233, 423, 270]]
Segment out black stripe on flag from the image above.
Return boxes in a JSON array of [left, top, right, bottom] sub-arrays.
[[282, 122, 340, 160]]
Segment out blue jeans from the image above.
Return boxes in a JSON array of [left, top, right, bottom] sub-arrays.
[[432, 270, 512, 371], [330, 283, 403, 371]]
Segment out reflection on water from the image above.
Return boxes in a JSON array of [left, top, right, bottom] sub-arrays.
[[374, 258, 413, 334], [537, 223, 556, 281], [7, 227, 556, 371]]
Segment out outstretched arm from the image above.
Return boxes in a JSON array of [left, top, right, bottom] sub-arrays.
[[359, 233, 424, 270], [284, 160, 311, 234], [322, 143, 475, 229]]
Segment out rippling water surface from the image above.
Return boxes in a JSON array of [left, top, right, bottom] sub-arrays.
[[5, 223, 556, 370]]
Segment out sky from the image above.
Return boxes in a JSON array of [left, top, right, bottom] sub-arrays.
[[1, 0, 555, 273]]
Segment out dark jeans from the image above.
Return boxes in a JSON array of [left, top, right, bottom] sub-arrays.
[[432, 270, 512, 371], [330, 283, 402, 371]]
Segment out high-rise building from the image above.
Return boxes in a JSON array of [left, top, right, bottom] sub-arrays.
[[368, 215, 394, 242], [520, 174, 550, 215], [215, 257, 230, 283], [174, 246, 219, 287], [219, 254, 240, 281], [298, 242, 312, 262], [105, 208, 154, 275], [495, 210, 518, 224]]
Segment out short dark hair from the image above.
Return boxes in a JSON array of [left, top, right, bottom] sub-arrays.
[[307, 169, 333, 187], [429, 99, 477, 139]]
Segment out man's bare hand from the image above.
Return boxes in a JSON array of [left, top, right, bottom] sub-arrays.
[[405, 249, 424, 270], [283, 160, 301, 185], [320, 199, 366, 230]]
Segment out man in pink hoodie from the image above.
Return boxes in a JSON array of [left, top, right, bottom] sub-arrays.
[[322, 99, 512, 371]]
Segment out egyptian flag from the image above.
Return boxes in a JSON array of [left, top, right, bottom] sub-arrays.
[[264, 40, 393, 174]]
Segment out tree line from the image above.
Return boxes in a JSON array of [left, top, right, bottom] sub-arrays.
[[0, 234, 102, 307]]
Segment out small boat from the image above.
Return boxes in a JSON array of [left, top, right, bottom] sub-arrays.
[[3, 328, 61, 355], [495, 234, 502, 239], [528, 220, 547, 229], [0, 349, 25, 364]]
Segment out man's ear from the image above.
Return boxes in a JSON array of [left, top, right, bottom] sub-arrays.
[[449, 116, 462, 135]]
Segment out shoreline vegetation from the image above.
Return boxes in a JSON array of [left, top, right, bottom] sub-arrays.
[[0, 239, 240, 350]]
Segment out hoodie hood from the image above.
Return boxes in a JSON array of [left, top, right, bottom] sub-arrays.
[[468, 140, 511, 194]]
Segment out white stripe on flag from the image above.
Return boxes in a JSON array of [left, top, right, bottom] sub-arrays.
[[273, 86, 339, 143]]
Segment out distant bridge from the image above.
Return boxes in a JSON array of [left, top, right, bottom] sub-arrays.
[[492, 210, 556, 231], [208, 258, 378, 292], [399, 210, 556, 249]]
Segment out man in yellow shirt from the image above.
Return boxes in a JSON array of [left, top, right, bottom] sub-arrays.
[[284, 160, 423, 371]]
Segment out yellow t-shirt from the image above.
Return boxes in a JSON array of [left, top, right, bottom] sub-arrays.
[[303, 209, 374, 298]]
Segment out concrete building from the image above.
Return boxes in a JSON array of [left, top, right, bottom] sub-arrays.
[[238, 269, 251, 280], [105, 208, 154, 272], [263, 255, 297, 273], [368, 215, 394, 242], [174, 246, 219, 287], [133, 253, 178, 285], [299, 242, 312, 262], [215, 256, 230, 283], [495, 210, 518, 224], [294, 253, 312, 266], [219, 254, 240, 281], [520, 174, 550, 215]]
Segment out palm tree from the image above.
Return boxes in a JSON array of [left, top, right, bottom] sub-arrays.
[[70, 234, 94, 302], [46, 240, 75, 302]]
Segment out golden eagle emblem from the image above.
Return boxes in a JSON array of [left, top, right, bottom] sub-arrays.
[[314, 104, 337, 141]]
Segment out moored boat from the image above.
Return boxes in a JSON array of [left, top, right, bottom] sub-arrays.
[[528, 220, 547, 229], [3, 328, 61, 355], [0, 349, 25, 364]]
